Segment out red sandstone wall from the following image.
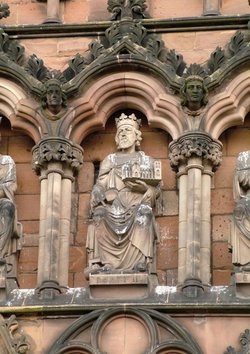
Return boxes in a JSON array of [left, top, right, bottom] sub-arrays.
[[1, 0, 249, 26]]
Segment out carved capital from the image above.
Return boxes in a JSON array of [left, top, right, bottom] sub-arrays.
[[169, 132, 222, 171], [32, 137, 83, 175], [0, 314, 29, 353]]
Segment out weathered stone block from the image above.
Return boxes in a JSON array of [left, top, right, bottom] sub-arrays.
[[212, 242, 232, 269], [141, 132, 168, 159], [157, 216, 179, 240], [69, 246, 86, 272], [166, 269, 178, 286], [21, 221, 39, 235], [157, 238, 178, 269], [16, 163, 40, 194], [9, 136, 34, 163], [19, 247, 38, 272], [57, 38, 90, 56], [89, 273, 149, 299], [161, 191, 178, 216], [82, 133, 116, 161], [78, 193, 91, 219], [87, 0, 110, 21], [149, 0, 202, 18], [15, 194, 40, 221], [214, 156, 236, 188], [77, 162, 94, 193], [18, 273, 37, 289], [63, 0, 88, 23], [212, 215, 231, 241], [212, 269, 232, 286], [211, 189, 235, 215], [226, 128, 250, 156]]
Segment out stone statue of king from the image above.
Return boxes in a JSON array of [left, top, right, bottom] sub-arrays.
[[85, 113, 161, 278]]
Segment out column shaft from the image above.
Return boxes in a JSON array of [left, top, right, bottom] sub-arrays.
[[177, 167, 188, 284], [58, 173, 73, 286], [37, 173, 48, 285], [186, 158, 202, 281]]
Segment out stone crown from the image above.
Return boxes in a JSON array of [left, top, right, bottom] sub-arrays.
[[115, 113, 141, 130]]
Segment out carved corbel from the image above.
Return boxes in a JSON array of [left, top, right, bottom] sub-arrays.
[[0, 314, 29, 353], [169, 132, 222, 297]]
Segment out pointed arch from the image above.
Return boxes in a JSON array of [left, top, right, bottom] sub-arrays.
[[205, 70, 250, 139], [0, 78, 42, 143], [68, 72, 181, 144]]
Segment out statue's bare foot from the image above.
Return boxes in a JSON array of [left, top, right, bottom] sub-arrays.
[[100, 263, 113, 272], [84, 264, 101, 279], [134, 262, 147, 272]]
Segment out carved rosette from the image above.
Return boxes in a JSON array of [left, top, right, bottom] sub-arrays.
[[32, 137, 83, 175], [169, 132, 222, 172]]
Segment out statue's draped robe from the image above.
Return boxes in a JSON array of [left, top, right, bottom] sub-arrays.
[[231, 151, 250, 267], [232, 197, 250, 266], [0, 155, 17, 258], [87, 151, 160, 272]]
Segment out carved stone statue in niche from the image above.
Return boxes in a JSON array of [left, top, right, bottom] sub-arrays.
[[180, 75, 208, 131], [85, 113, 161, 278], [38, 78, 74, 137], [231, 150, 250, 270], [0, 150, 21, 293]]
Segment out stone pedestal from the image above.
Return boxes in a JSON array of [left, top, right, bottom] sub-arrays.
[[235, 272, 250, 298], [89, 273, 149, 299]]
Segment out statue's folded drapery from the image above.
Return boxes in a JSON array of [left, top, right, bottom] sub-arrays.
[[86, 151, 160, 273], [0, 155, 18, 259]]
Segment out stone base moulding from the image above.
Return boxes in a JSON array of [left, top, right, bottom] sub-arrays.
[[89, 273, 149, 299], [235, 272, 250, 299]]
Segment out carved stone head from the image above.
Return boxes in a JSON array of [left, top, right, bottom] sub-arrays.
[[115, 113, 142, 151], [41, 79, 67, 115], [180, 76, 208, 111]]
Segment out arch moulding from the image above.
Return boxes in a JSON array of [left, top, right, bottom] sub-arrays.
[[0, 77, 45, 143], [205, 70, 250, 139], [68, 71, 181, 144]]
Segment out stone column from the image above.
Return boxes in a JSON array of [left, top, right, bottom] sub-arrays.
[[32, 137, 83, 299], [37, 0, 67, 24], [169, 132, 222, 297], [203, 0, 221, 15]]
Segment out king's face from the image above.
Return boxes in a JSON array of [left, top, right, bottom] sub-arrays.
[[116, 124, 137, 150]]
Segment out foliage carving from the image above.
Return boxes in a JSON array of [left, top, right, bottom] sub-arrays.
[[207, 46, 226, 74], [228, 31, 248, 56], [25, 54, 50, 82], [0, 3, 10, 19], [224, 329, 250, 354], [107, 0, 147, 20]]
